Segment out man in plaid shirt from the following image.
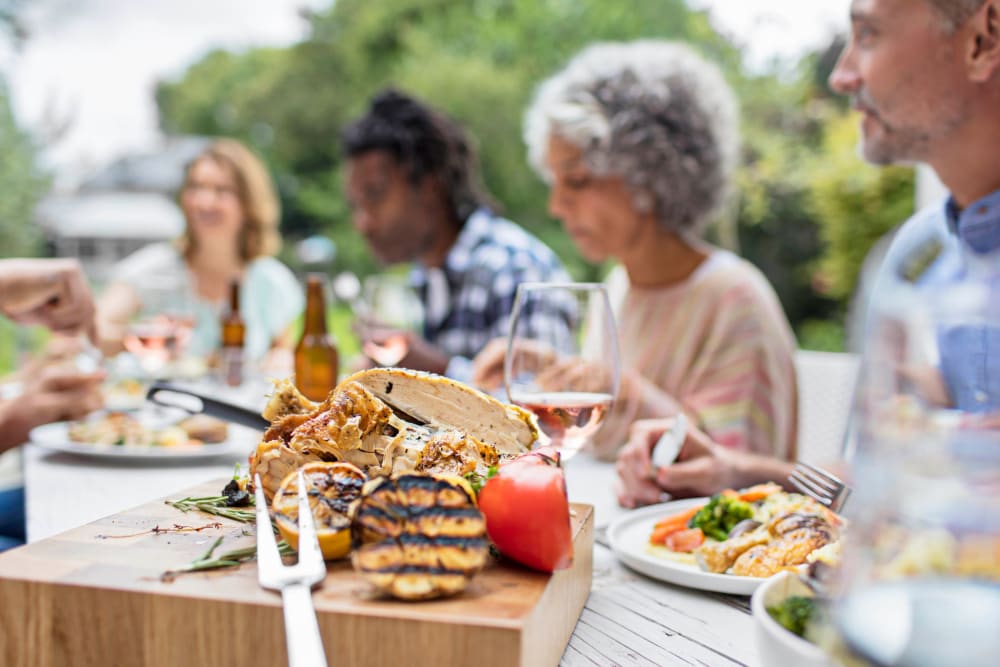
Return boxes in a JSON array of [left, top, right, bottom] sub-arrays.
[[342, 89, 570, 381]]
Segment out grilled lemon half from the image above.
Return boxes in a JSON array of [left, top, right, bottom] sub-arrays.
[[352, 473, 489, 600], [271, 461, 367, 560]]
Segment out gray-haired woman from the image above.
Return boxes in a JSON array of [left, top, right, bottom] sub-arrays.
[[474, 40, 798, 499]]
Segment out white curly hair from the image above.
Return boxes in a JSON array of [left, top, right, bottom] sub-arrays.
[[524, 40, 740, 236]]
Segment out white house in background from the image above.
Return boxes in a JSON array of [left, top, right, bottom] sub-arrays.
[[35, 192, 184, 283], [34, 136, 209, 284]]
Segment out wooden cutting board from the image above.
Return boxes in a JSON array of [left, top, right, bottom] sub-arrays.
[[0, 479, 593, 667]]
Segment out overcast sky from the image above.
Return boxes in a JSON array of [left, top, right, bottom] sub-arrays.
[[1, 0, 851, 187]]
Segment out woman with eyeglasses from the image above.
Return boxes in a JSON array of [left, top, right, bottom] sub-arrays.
[[97, 139, 302, 369]]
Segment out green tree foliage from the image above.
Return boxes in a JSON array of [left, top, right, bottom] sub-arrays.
[[728, 45, 913, 351], [155, 0, 736, 281], [0, 80, 47, 258], [0, 76, 49, 374], [809, 114, 914, 302], [155, 1, 916, 351]]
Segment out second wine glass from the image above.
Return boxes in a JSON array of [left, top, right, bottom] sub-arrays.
[[504, 282, 620, 460], [122, 270, 196, 377]]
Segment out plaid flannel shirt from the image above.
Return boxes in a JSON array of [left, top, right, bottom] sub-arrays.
[[410, 208, 571, 381]]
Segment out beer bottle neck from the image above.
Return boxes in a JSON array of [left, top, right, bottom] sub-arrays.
[[227, 280, 241, 316], [303, 282, 328, 334], [221, 279, 245, 350]]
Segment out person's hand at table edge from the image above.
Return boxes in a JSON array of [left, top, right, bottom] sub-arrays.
[[616, 417, 795, 507], [0, 365, 105, 451]]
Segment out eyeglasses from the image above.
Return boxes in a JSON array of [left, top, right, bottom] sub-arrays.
[[182, 181, 238, 199]]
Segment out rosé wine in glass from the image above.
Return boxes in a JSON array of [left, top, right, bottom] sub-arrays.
[[505, 283, 620, 460]]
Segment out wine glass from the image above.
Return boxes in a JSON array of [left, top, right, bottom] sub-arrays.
[[122, 270, 196, 377], [359, 274, 424, 367], [835, 273, 1000, 667], [504, 282, 620, 460]]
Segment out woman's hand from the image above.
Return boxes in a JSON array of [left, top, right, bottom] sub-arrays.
[[615, 418, 669, 508], [94, 281, 140, 356], [472, 338, 581, 393], [616, 417, 794, 507]]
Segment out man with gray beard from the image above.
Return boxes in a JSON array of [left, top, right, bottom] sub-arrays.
[[831, 0, 1000, 412]]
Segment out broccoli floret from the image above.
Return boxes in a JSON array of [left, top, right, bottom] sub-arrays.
[[687, 494, 754, 541], [463, 465, 498, 496], [767, 596, 817, 638]]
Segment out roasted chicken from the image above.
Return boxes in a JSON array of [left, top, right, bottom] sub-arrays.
[[694, 508, 839, 576], [250, 370, 539, 499], [695, 527, 772, 574], [728, 512, 838, 577]]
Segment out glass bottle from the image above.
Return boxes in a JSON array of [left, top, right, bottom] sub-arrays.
[[295, 274, 339, 401], [220, 278, 245, 387]]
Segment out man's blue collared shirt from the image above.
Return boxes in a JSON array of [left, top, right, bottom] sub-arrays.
[[882, 189, 1000, 411], [935, 190, 1000, 411]]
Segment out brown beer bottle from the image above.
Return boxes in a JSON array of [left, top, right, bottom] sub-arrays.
[[220, 278, 245, 386], [295, 274, 339, 401]]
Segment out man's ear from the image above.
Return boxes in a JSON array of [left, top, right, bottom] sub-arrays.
[[968, 0, 1000, 82]]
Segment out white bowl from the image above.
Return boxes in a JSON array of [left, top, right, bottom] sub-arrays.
[[751, 571, 835, 667]]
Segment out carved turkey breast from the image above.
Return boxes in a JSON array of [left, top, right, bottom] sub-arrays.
[[250, 368, 540, 499]]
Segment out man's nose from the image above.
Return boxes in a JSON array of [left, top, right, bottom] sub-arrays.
[[828, 48, 861, 95]]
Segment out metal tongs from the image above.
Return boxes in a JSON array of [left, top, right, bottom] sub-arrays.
[[146, 382, 270, 430], [254, 472, 329, 667]]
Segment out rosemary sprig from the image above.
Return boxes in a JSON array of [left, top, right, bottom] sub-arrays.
[[160, 535, 294, 582], [161, 472, 297, 580], [166, 495, 256, 523]]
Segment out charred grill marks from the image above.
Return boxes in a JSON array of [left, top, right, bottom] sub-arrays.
[[352, 475, 488, 599]]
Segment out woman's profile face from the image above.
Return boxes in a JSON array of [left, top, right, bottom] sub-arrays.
[[544, 134, 648, 264], [180, 157, 245, 246]]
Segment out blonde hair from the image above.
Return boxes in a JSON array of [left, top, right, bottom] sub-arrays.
[[178, 138, 282, 262]]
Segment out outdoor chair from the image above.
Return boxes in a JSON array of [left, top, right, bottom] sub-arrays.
[[794, 349, 860, 466]]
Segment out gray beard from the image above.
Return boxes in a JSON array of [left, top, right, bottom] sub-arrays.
[[858, 125, 933, 166]]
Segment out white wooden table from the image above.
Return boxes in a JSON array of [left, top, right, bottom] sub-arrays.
[[21, 395, 760, 666]]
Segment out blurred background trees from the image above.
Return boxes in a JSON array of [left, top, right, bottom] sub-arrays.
[[0, 77, 50, 373], [0, 80, 46, 257], [150, 0, 914, 350]]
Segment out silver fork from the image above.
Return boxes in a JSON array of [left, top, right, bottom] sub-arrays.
[[254, 473, 329, 667], [788, 461, 852, 513]]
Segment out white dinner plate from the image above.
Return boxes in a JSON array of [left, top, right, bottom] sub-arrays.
[[29, 420, 250, 463], [607, 498, 766, 596]]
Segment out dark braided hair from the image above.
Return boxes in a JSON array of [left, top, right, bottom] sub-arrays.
[[342, 88, 500, 224]]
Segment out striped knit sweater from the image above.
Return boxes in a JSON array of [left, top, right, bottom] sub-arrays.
[[592, 250, 798, 462]]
